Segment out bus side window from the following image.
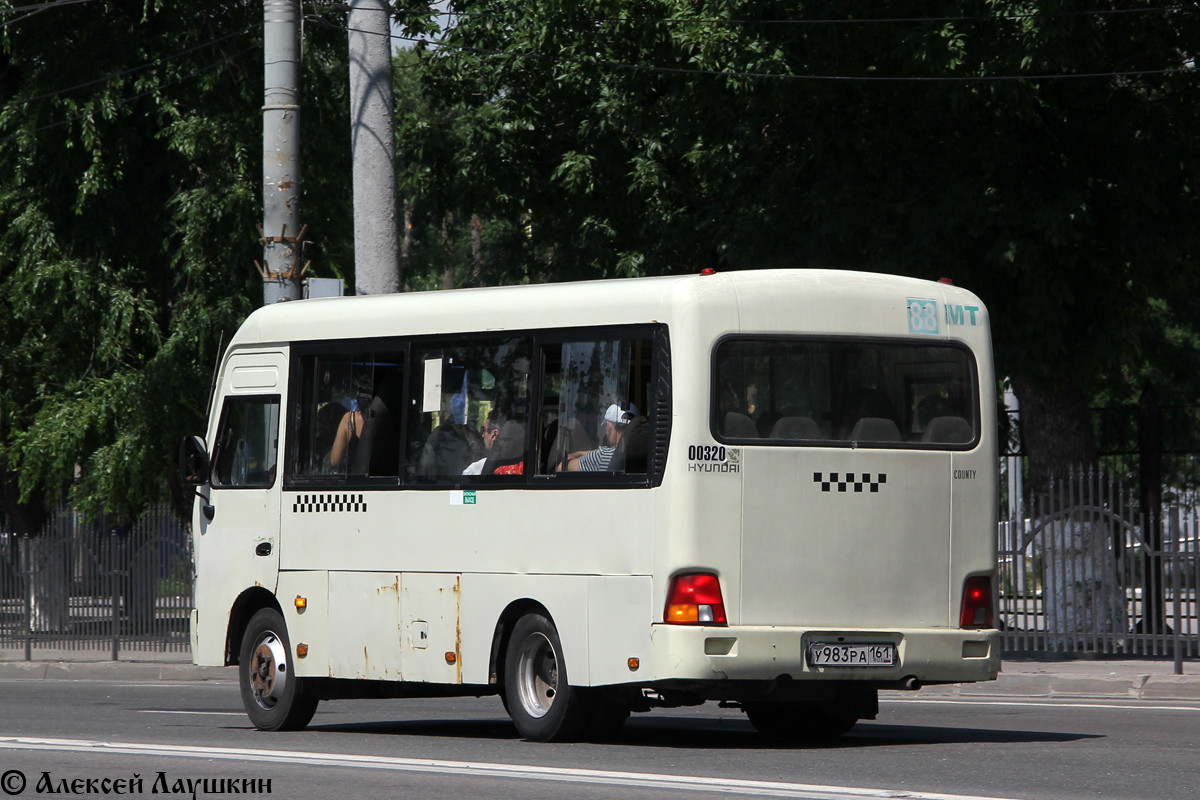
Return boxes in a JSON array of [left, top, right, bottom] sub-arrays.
[[405, 337, 531, 483], [537, 337, 651, 476], [292, 351, 404, 480], [212, 396, 280, 488]]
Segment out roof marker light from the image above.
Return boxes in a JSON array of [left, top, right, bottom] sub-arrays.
[[700, 268, 716, 276]]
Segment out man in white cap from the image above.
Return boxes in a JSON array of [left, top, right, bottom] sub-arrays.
[[561, 402, 635, 472]]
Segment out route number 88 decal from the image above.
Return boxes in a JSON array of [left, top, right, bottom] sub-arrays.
[[907, 298, 940, 335]]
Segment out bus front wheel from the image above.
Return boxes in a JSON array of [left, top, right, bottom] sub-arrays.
[[238, 608, 318, 731], [504, 612, 594, 742]]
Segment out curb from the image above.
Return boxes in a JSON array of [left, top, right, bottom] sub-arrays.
[[918, 671, 1200, 702], [0, 661, 233, 682]]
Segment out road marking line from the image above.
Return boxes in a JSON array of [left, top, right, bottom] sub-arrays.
[[883, 698, 1200, 712], [136, 710, 247, 717], [0, 736, 1028, 800]]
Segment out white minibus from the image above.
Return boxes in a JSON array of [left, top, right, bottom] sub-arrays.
[[179, 268, 1000, 741]]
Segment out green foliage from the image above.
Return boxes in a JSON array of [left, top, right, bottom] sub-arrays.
[[396, 0, 1200, 410], [0, 0, 352, 523]]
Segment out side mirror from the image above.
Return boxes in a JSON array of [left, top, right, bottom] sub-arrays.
[[179, 435, 216, 522], [179, 435, 210, 486]]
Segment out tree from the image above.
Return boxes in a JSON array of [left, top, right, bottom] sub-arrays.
[[0, 0, 353, 526], [398, 0, 1200, 488]]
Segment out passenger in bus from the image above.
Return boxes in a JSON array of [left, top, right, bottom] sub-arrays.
[[462, 414, 502, 475], [417, 373, 484, 478], [329, 405, 365, 469], [560, 403, 635, 472], [482, 414, 501, 452], [329, 372, 402, 475], [484, 420, 525, 475]]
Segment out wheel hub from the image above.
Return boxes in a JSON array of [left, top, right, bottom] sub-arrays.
[[248, 632, 288, 711], [515, 632, 558, 719]]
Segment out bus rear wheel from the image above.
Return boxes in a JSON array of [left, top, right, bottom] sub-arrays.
[[743, 702, 857, 741], [504, 612, 594, 742], [238, 608, 318, 731]]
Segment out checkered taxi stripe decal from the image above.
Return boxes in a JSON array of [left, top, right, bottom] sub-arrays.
[[293, 493, 367, 513], [814, 472, 887, 493]]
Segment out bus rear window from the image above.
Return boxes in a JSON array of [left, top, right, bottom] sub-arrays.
[[713, 338, 977, 447]]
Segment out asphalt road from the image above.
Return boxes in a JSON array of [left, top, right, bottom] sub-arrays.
[[0, 679, 1197, 800]]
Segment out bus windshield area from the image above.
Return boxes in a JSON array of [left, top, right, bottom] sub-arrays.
[[714, 338, 977, 447]]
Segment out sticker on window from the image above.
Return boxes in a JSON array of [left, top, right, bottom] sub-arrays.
[[422, 358, 443, 412]]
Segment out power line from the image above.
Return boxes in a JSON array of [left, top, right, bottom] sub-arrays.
[[0, 45, 257, 145], [0, 0, 95, 27], [314, 17, 1198, 83], [11, 27, 253, 106]]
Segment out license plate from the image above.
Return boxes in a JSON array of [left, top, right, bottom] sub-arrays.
[[808, 642, 895, 667]]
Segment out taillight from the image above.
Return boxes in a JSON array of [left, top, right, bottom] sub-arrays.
[[960, 576, 994, 628], [665, 573, 727, 625]]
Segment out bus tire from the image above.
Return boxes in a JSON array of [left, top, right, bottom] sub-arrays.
[[503, 612, 594, 742], [744, 702, 857, 740], [238, 608, 318, 731]]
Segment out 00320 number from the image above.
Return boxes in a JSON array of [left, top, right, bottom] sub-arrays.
[[688, 445, 726, 462]]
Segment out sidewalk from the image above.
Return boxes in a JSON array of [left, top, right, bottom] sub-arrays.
[[923, 657, 1200, 702], [0, 649, 232, 682], [3, 649, 1198, 700]]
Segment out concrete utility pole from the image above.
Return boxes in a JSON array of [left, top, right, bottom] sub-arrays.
[[260, 0, 304, 305], [347, 0, 400, 295]]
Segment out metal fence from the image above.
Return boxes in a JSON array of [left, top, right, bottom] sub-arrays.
[[0, 503, 192, 660], [998, 464, 1199, 666]]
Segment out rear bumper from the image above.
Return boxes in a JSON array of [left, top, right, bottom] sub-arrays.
[[648, 624, 1000, 684]]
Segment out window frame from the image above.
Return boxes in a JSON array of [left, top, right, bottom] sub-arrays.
[[403, 333, 535, 487], [210, 393, 282, 490], [281, 324, 671, 491], [284, 338, 410, 490], [528, 324, 666, 490], [709, 334, 981, 451]]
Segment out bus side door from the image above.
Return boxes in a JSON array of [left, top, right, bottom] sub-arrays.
[[196, 350, 287, 660]]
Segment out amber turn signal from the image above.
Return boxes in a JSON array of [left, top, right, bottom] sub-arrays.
[[445, 652, 457, 664], [296, 643, 308, 658], [294, 596, 307, 610], [627, 657, 640, 671]]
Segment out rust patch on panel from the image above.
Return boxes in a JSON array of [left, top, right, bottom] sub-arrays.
[[454, 575, 462, 684]]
